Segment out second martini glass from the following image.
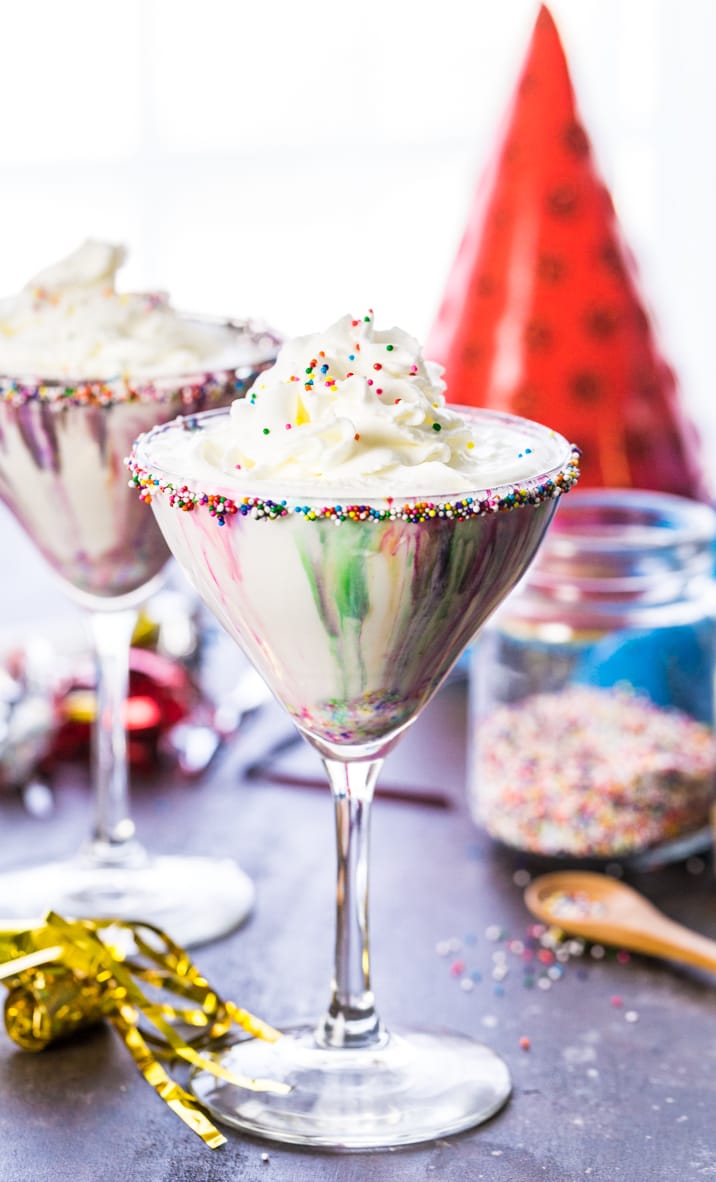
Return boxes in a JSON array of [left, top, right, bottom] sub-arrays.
[[0, 320, 280, 945], [131, 405, 579, 1148]]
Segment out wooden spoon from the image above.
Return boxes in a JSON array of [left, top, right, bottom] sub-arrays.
[[524, 870, 716, 974]]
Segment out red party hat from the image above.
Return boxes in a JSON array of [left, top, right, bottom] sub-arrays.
[[427, 5, 709, 498]]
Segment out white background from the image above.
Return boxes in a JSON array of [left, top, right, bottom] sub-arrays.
[[1, 0, 714, 439]]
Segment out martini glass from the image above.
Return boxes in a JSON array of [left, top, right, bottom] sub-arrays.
[[0, 319, 280, 945], [131, 405, 579, 1147]]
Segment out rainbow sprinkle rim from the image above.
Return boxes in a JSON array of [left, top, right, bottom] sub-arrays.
[[127, 441, 581, 527], [0, 320, 282, 408]]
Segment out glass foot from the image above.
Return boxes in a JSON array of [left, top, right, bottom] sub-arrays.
[[190, 1022, 511, 1149], [0, 853, 254, 947]]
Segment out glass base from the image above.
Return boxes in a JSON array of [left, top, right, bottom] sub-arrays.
[[0, 852, 254, 947], [190, 1022, 511, 1149]]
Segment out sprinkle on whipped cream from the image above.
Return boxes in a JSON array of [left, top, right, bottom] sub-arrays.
[[207, 310, 481, 490], [128, 310, 581, 523]]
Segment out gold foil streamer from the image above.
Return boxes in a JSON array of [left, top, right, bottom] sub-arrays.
[[0, 913, 287, 1149]]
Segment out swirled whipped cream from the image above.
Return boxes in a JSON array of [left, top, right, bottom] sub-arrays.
[[0, 239, 240, 379], [154, 312, 569, 496]]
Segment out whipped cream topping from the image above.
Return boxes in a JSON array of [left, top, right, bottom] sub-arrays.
[[155, 312, 571, 496], [0, 240, 242, 380], [163, 309, 571, 494]]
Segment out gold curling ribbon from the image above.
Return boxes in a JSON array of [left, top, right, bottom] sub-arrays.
[[0, 913, 288, 1149]]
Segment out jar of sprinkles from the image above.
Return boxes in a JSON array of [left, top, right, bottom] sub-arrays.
[[469, 489, 716, 866]]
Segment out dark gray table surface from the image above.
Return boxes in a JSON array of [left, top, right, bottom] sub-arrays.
[[0, 680, 715, 1182], [0, 516, 715, 1181]]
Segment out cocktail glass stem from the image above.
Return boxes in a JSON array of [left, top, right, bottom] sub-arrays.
[[317, 758, 386, 1049], [87, 606, 142, 866], [189, 738, 511, 1146]]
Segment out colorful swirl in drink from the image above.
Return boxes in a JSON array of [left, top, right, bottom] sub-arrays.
[[0, 241, 280, 599]]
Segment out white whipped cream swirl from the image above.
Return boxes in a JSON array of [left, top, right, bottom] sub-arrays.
[[0, 239, 241, 380], [187, 312, 565, 495]]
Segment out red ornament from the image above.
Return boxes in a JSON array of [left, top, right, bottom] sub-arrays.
[[427, 5, 710, 499], [49, 648, 197, 773]]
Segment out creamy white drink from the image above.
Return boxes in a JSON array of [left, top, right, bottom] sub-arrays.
[[0, 241, 279, 598], [131, 312, 579, 750]]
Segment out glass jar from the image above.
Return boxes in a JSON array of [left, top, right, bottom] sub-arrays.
[[468, 489, 716, 865]]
